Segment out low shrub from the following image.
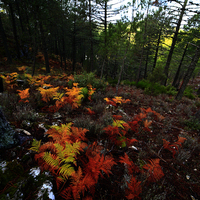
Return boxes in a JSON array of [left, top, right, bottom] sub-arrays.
[[184, 86, 195, 99], [73, 71, 107, 91]]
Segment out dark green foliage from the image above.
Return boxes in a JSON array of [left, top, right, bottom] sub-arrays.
[[107, 77, 118, 86], [144, 82, 166, 96], [165, 85, 178, 96], [147, 66, 167, 84], [184, 117, 200, 131], [136, 80, 151, 90], [73, 72, 107, 91], [183, 86, 195, 99], [122, 80, 136, 86], [80, 87, 89, 100], [129, 80, 178, 97]]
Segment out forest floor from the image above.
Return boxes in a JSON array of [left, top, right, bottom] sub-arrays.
[[0, 61, 200, 200]]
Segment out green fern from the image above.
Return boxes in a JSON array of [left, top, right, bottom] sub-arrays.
[[112, 120, 126, 128], [59, 163, 75, 179], [43, 152, 60, 168], [29, 139, 41, 153]]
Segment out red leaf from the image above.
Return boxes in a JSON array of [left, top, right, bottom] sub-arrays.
[[162, 137, 187, 158], [112, 115, 123, 120], [126, 176, 142, 200], [119, 153, 140, 174], [143, 159, 164, 182], [86, 108, 95, 115]]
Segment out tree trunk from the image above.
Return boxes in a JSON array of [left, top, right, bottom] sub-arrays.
[[116, 40, 129, 95], [39, 21, 50, 74], [0, 14, 12, 64], [104, 0, 108, 80], [9, 2, 21, 59], [172, 43, 188, 88], [162, 0, 188, 86], [72, 0, 77, 73], [89, 0, 94, 72], [152, 28, 162, 71], [15, 0, 24, 33], [175, 46, 200, 100], [136, 0, 150, 83], [144, 46, 149, 79]]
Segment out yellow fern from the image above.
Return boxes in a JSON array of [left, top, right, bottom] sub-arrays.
[[29, 139, 41, 153], [112, 120, 126, 128], [37, 86, 59, 102]]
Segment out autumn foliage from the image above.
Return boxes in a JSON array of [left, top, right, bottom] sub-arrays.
[[3, 70, 188, 199]]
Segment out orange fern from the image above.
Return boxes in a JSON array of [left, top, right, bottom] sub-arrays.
[[86, 108, 95, 115], [37, 86, 59, 102], [17, 88, 30, 102]]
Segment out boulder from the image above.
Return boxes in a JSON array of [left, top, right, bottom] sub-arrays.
[[0, 108, 18, 149], [0, 77, 3, 93]]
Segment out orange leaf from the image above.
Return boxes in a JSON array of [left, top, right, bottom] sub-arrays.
[[86, 108, 95, 115], [17, 88, 30, 101], [143, 120, 152, 132]]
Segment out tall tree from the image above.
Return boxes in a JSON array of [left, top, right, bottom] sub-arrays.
[[162, 0, 188, 85], [175, 45, 200, 100], [0, 14, 12, 63]]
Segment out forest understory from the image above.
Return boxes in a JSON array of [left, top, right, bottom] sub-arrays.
[[0, 61, 200, 200]]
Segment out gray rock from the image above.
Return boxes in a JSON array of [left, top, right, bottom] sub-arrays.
[[0, 108, 18, 149]]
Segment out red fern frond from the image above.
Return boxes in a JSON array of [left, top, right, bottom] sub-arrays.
[[112, 115, 123, 120], [85, 153, 116, 183], [142, 159, 164, 182], [126, 176, 142, 200], [86, 108, 95, 115], [119, 153, 139, 174], [175, 136, 187, 147], [128, 120, 140, 133], [162, 137, 187, 157]]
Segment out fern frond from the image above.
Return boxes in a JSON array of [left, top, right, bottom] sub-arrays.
[[56, 176, 65, 190], [43, 152, 59, 169], [59, 163, 75, 179], [143, 158, 164, 182], [39, 142, 56, 153], [30, 139, 41, 153], [126, 176, 142, 200], [112, 119, 126, 128]]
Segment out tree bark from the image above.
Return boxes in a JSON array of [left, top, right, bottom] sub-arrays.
[[172, 43, 188, 88], [136, 0, 150, 83], [152, 28, 162, 71], [116, 40, 129, 95], [175, 46, 200, 100], [9, 2, 21, 59], [39, 21, 50, 74], [0, 14, 12, 64], [162, 0, 188, 86], [89, 0, 94, 72], [104, 0, 108, 79]]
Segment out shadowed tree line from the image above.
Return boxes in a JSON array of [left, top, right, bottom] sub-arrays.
[[0, 0, 200, 99]]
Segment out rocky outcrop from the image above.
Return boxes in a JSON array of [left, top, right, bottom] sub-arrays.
[[0, 108, 18, 149]]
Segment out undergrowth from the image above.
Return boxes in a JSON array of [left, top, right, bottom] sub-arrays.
[[0, 70, 200, 200]]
